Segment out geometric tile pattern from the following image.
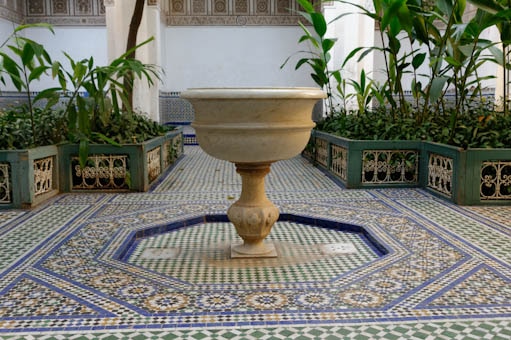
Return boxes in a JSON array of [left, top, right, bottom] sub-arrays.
[[126, 221, 381, 284], [0, 275, 100, 318], [0, 146, 510, 338], [0, 205, 86, 273], [425, 265, 511, 307], [401, 199, 511, 262]]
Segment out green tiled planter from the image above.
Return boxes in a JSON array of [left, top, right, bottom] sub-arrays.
[[307, 130, 422, 189], [306, 130, 511, 205], [59, 128, 183, 192], [422, 142, 511, 205], [0, 145, 59, 209]]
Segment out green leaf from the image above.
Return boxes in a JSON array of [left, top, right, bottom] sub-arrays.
[[322, 38, 336, 53], [14, 23, 54, 34], [342, 46, 365, 68], [295, 58, 310, 70], [467, 0, 502, 15], [78, 138, 89, 169], [412, 53, 426, 69], [33, 87, 60, 103], [1, 54, 23, 91], [437, 0, 453, 16], [311, 12, 327, 37], [21, 42, 35, 66], [68, 104, 77, 134], [430, 77, 448, 103], [28, 65, 48, 82], [297, 0, 315, 14], [444, 56, 463, 67], [91, 132, 121, 147]]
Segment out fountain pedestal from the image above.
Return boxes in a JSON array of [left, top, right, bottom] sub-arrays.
[[228, 163, 279, 257], [181, 87, 326, 258]]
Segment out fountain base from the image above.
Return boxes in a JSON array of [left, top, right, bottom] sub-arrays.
[[227, 163, 279, 258], [231, 242, 277, 258]]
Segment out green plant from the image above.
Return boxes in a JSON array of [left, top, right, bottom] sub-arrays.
[[349, 69, 375, 115], [468, 0, 511, 115], [54, 38, 162, 166], [286, 0, 510, 148], [281, 0, 339, 116], [0, 105, 67, 150], [0, 23, 61, 145]]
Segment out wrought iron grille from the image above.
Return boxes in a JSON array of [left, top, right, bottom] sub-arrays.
[[147, 146, 162, 183], [72, 155, 129, 190], [0, 163, 11, 204], [330, 144, 347, 181], [427, 153, 453, 196], [481, 160, 511, 200], [163, 135, 183, 169], [315, 137, 328, 168], [362, 150, 419, 184], [33, 156, 54, 196]]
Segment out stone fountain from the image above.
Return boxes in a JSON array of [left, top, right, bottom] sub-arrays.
[[181, 88, 326, 258]]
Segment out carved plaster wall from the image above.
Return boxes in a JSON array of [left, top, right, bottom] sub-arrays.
[[163, 0, 315, 25], [24, 0, 106, 25], [0, 0, 24, 22], [0, 0, 313, 26]]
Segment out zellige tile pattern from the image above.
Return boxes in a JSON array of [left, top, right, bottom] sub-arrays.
[[0, 146, 510, 339]]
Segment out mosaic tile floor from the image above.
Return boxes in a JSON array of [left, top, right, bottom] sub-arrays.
[[0, 146, 510, 339]]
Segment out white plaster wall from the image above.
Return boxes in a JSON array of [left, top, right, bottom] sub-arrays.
[[0, 20, 107, 91], [161, 26, 316, 91], [24, 26, 108, 91], [2, 20, 314, 93], [0, 17, 14, 34], [324, 2, 375, 110]]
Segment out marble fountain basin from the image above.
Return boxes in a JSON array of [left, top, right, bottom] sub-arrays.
[[181, 87, 326, 258], [181, 87, 325, 163]]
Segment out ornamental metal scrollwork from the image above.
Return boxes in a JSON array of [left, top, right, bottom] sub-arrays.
[[330, 144, 347, 181], [163, 134, 183, 168], [480, 160, 511, 200], [0, 163, 11, 204], [163, 141, 171, 168], [72, 154, 129, 190], [147, 146, 162, 183], [33, 156, 54, 196], [315, 137, 328, 168], [362, 150, 419, 184], [427, 153, 453, 196]]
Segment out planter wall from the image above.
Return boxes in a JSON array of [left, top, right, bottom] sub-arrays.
[[307, 130, 511, 205], [59, 128, 183, 192], [0, 145, 59, 209], [307, 130, 422, 189], [423, 142, 511, 205]]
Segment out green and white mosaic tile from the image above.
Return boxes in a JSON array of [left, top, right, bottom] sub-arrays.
[[0, 146, 510, 339]]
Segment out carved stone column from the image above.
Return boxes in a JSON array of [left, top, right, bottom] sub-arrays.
[[105, 0, 161, 122], [227, 163, 279, 258]]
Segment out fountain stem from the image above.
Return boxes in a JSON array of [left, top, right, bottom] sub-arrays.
[[227, 163, 279, 257]]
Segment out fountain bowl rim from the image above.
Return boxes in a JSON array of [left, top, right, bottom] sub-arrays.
[[180, 87, 327, 99]]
